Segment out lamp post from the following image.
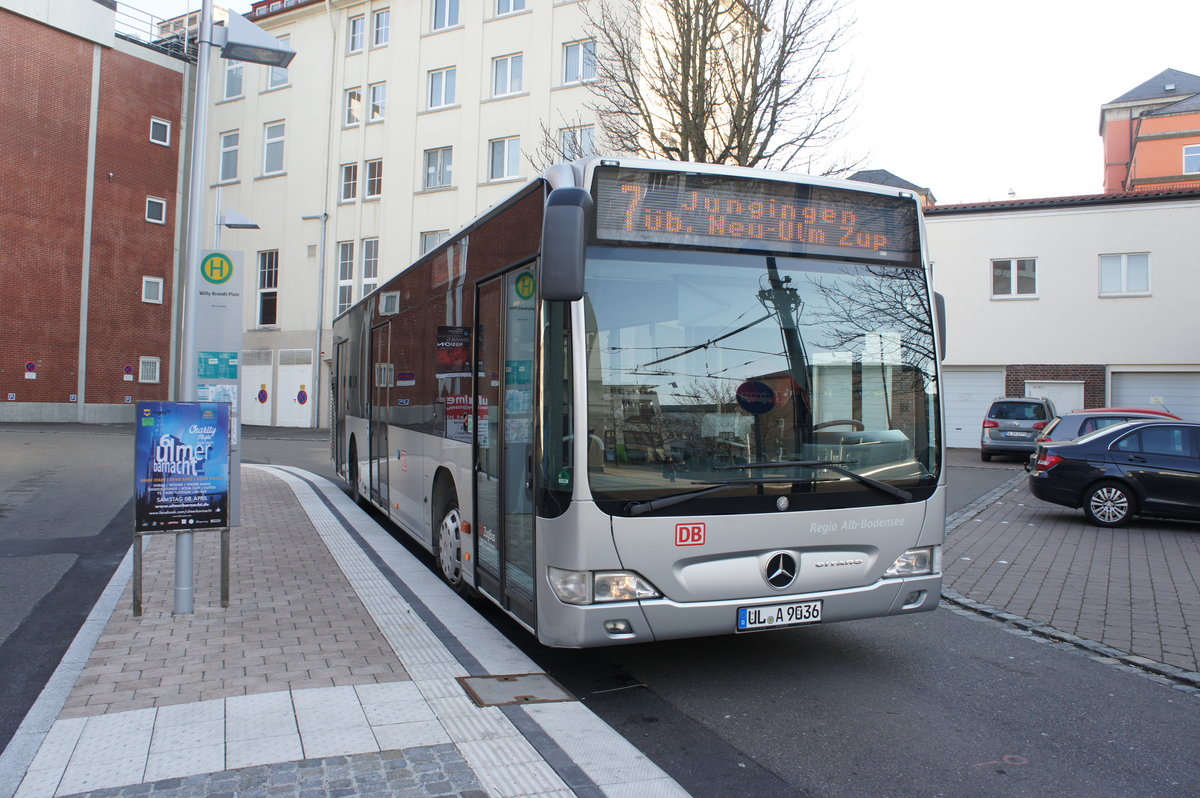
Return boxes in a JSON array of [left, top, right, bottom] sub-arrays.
[[301, 213, 328, 430], [176, 0, 295, 615]]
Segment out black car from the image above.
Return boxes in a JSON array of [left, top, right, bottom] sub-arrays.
[[1028, 420, 1200, 527]]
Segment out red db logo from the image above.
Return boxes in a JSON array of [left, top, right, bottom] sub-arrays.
[[675, 523, 706, 546]]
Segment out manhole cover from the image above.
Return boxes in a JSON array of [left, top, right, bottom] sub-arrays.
[[458, 673, 575, 707]]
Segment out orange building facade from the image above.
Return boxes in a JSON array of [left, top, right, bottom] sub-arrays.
[[1100, 68, 1200, 193]]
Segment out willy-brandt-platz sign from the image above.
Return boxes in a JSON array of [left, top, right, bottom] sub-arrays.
[[135, 401, 231, 533]]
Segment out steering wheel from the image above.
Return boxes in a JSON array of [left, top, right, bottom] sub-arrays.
[[813, 419, 865, 431]]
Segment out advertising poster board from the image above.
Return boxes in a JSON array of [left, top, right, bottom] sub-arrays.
[[135, 402, 231, 533]]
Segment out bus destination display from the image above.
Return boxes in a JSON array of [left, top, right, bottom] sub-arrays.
[[593, 167, 919, 262]]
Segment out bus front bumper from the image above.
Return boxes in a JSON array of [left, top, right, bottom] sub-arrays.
[[536, 574, 942, 648]]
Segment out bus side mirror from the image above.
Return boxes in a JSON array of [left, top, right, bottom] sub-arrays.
[[934, 291, 947, 361], [541, 187, 592, 301]]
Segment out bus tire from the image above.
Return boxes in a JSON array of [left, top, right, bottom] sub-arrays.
[[435, 499, 470, 596], [348, 439, 362, 506]]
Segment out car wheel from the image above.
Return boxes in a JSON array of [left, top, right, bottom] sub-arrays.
[[980, 451, 992, 462], [435, 500, 470, 595], [1082, 481, 1136, 528]]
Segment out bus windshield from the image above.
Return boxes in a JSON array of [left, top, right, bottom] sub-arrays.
[[582, 246, 940, 513]]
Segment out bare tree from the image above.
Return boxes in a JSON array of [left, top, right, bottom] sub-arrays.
[[577, 0, 858, 173]]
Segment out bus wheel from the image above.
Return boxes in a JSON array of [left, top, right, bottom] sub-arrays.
[[348, 441, 361, 505], [436, 501, 468, 593]]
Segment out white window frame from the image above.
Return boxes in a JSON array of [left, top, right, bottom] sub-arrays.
[[428, 67, 456, 109], [991, 257, 1037, 298], [263, 121, 285, 175], [420, 230, 449, 254], [432, 0, 459, 30], [219, 130, 239, 182], [365, 159, 383, 199], [372, 9, 390, 47], [138, 356, 162, 384], [495, 0, 525, 16], [141, 276, 164, 304], [559, 125, 596, 160], [344, 87, 362, 127], [149, 117, 171, 146], [492, 53, 524, 97], [257, 249, 279, 326], [424, 146, 453, 189], [267, 34, 290, 88], [337, 241, 355, 314], [362, 237, 380, 295], [340, 163, 358, 202], [1099, 253, 1151, 296], [224, 59, 243, 100], [1184, 144, 1200, 174], [348, 15, 365, 53], [368, 82, 387, 121], [488, 136, 521, 181], [563, 39, 596, 85], [145, 196, 167, 224]]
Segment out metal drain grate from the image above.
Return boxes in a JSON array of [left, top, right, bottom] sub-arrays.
[[457, 673, 575, 707]]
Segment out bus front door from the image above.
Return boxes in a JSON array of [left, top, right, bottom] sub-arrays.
[[370, 323, 390, 506], [474, 268, 537, 628]]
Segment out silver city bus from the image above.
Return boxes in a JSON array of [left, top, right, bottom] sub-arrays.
[[332, 157, 946, 647]]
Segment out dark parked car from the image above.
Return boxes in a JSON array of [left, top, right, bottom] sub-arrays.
[[980, 396, 1056, 461], [1028, 420, 1200, 527], [1034, 407, 1181, 445]]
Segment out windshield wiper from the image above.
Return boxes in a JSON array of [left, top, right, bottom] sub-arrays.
[[623, 478, 802, 517], [716, 460, 912, 502]]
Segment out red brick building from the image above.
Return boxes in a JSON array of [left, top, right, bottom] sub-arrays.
[[0, 0, 188, 421]]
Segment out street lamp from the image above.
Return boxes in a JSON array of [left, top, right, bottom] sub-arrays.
[[175, 0, 296, 615]]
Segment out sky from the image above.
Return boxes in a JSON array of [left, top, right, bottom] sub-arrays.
[[128, 0, 1200, 205]]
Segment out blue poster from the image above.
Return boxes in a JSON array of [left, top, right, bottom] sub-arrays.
[[134, 401, 231, 532]]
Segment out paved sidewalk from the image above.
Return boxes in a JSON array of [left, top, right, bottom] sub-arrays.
[[942, 454, 1200, 683], [0, 466, 689, 798]]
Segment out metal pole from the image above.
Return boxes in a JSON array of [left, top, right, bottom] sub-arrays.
[[175, 0, 216, 615], [303, 214, 328, 429]]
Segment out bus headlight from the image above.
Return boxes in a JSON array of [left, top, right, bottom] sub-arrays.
[[548, 567, 661, 605], [883, 547, 937, 578]]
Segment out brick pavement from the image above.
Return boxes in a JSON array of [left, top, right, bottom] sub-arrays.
[[944, 473, 1200, 676]]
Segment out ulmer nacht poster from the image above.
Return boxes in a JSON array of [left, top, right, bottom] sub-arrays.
[[436, 325, 471, 378], [135, 401, 231, 532]]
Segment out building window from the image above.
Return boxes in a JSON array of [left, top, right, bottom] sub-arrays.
[[424, 147, 453, 188], [1184, 144, 1200, 174], [344, 88, 362, 126], [492, 53, 523, 97], [489, 136, 521, 181], [428, 67, 456, 108], [372, 9, 390, 46], [258, 250, 279, 325], [219, 130, 239, 182], [362, 238, 379, 295], [268, 35, 290, 87], [224, 59, 243, 99], [991, 258, 1036, 298], [369, 82, 387, 121], [433, 0, 458, 30], [337, 241, 354, 314], [420, 230, 449, 254], [348, 15, 365, 53], [146, 196, 167, 224], [365, 159, 383, 198], [263, 122, 285, 175], [563, 39, 596, 84], [496, 0, 525, 15], [559, 125, 596, 160], [340, 163, 358, 201], [150, 117, 171, 146], [142, 276, 164, 304], [138, 356, 162, 384], [1100, 253, 1150, 296]]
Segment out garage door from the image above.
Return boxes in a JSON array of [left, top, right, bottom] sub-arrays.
[[1111, 372, 1200, 421], [941, 368, 1005, 449]]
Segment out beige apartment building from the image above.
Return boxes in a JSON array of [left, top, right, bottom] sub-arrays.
[[205, 0, 601, 427]]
